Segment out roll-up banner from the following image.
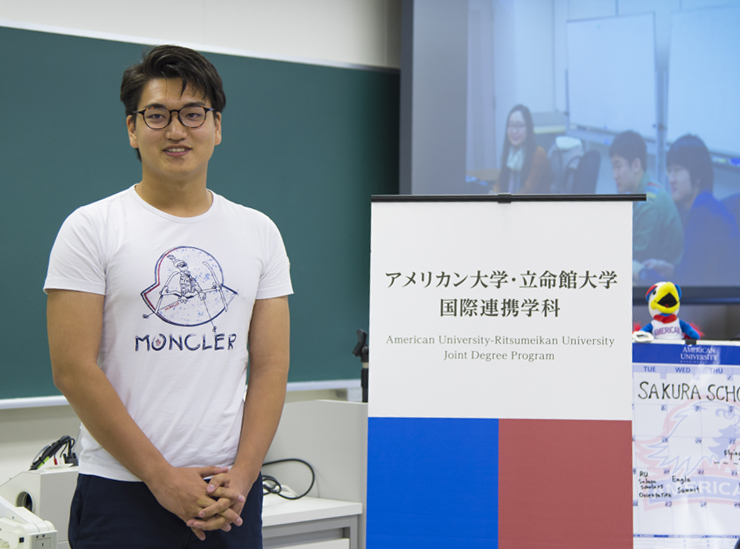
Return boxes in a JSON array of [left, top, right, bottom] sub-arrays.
[[367, 195, 636, 548]]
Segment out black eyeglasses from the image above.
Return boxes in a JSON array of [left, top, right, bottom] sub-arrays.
[[132, 106, 215, 130]]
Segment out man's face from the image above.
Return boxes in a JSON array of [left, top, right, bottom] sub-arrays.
[[668, 164, 697, 209], [126, 78, 221, 185], [611, 155, 642, 193]]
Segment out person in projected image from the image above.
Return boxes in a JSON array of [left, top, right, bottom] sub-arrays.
[[609, 131, 683, 283], [491, 104, 550, 194], [643, 134, 740, 286]]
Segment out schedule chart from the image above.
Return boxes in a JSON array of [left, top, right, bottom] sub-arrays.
[[633, 342, 740, 548]]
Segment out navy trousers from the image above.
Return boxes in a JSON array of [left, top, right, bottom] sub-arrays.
[[68, 473, 263, 548]]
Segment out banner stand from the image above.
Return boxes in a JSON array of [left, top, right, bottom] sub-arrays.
[[366, 194, 641, 549]]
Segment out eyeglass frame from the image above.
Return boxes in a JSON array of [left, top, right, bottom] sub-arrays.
[[131, 105, 217, 130]]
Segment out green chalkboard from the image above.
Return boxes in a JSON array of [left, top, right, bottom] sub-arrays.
[[0, 27, 399, 399]]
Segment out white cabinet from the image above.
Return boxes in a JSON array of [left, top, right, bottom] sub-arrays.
[[262, 495, 361, 549]]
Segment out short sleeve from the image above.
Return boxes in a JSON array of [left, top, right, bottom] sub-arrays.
[[255, 218, 293, 300], [44, 209, 107, 295]]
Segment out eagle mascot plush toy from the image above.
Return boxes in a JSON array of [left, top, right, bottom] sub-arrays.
[[638, 281, 700, 340]]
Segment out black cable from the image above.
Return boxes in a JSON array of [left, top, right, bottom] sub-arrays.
[[261, 458, 315, 500], [29, 435, 77, 470]]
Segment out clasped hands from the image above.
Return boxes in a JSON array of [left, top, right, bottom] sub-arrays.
[[149, 465, 253, 542]]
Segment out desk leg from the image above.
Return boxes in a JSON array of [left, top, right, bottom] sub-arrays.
[[345, 515, 358, 549]]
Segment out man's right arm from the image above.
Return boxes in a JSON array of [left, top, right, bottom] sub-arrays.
[[47, 289, 242, 532]]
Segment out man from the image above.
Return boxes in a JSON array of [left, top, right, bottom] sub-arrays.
[[609, 130, 683, 282], [45, 45, 292, 548], [643, 134, 740, 285]]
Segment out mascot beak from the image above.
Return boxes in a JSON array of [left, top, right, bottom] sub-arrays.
[[647, 282, 681, 315]]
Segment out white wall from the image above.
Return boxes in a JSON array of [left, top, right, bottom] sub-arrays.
[[618, 0, 679, 72], [467, 0, 496, 171], [492, 0, 740, 168], [492, 0, 616, 140], [540, 0, 740, 111], [0, 0, 402, 69], [404, 0, 469, 194], [493, 0, 555, 166]]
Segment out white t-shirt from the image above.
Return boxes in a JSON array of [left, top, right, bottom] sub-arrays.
[[44, 186, 293, 481]]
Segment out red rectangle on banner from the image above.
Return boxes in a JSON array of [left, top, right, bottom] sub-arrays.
[[498, 419, 633, 549]]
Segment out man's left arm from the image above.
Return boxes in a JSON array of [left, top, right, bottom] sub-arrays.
[[188, 295, 290, 528]]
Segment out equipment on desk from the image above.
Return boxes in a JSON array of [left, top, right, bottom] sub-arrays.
[[0, 493, 56, 549], [29, 438, 76, 472], [0, 436, 79, 549], [0, 466, 77, 549], [351, 329, 369, 403], [262, 458, 315, 500]]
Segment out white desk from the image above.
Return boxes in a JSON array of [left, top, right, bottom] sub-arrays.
[[264, 400, 368, 549], [262, 495, 362, 549]]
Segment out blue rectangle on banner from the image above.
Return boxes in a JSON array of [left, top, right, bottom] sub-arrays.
[[633, 342, 740, 365], [366, 417, 499, 549]]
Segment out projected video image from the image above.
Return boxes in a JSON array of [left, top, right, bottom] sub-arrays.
[[464, 3, 740, 289]]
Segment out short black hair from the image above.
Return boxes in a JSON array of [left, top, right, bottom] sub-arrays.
[[609, 131, 647, 172], [667, 134, 714, 193], [121, 44, 226, 116]]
